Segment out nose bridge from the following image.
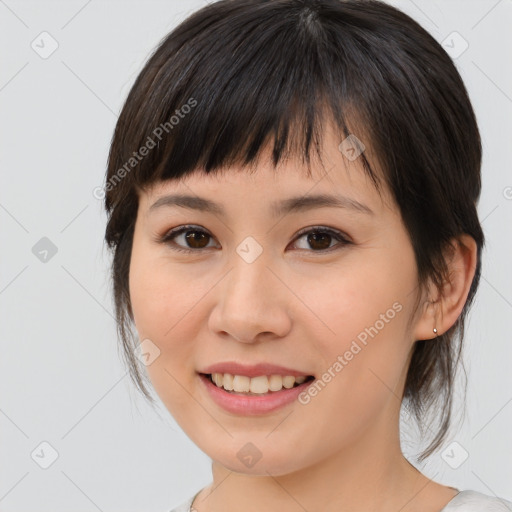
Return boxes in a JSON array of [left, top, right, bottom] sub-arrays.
[[211, 244, 291, 342], [229, 250, 270, 303]]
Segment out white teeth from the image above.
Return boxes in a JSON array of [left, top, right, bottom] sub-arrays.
[[232, 375, 250, 392], [222, 373, 234, 391], [249, 375, 268, 394], [213, 373, 222, 387], [282, 376, 295, 389], [268, 374, 283, 392], [209, 373, 310, 394]]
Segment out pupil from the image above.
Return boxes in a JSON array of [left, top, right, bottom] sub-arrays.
[[308, 232, 331, 250], [186, 231, 209, 248]]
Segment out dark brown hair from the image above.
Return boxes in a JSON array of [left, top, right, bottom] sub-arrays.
[[103, 0, 484, 461]]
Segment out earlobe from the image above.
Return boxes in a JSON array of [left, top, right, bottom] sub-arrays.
[[413, 234, 478, 341], [413, 295, 441, 342]]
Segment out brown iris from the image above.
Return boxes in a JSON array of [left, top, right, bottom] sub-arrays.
[[306, 232, 332, 251], [184, 230, 210, 249]]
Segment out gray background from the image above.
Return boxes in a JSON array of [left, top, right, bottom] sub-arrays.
[[1, 0, 511, 510]]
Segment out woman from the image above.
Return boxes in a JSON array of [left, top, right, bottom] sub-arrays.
[[102, 0, 512, 510]]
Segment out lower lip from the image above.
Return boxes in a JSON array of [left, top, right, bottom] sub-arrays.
[[198, 373, 314, 415]]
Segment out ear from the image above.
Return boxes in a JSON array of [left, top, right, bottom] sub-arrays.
[[413, 234, 478, 341]]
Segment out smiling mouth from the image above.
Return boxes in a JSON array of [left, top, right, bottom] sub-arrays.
[[201, 372, 315, 395]]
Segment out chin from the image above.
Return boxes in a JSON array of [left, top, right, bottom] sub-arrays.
[[205, 437, 314, 477]]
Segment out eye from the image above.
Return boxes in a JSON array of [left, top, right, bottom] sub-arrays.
[[158, 225, 350, 253], [159, 225, 218, 253], [290, 226, 351, 252]]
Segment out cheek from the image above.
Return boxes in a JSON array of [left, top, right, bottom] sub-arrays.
[[128, 257, 194, 422], [129, 240, 200, 339], [128, 241, 214, 413], [304, 249, 416, 406], [308, 251, 413, 347]]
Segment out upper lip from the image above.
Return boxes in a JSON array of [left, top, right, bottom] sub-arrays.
[[199, 362, 313, 378]]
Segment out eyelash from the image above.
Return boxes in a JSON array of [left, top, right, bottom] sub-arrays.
[[158, 224, 351, 254]]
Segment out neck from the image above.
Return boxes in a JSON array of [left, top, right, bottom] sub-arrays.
[[192, 409, 437, 512]]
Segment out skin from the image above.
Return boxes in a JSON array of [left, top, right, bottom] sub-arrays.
[[129, 121, 477, 512]]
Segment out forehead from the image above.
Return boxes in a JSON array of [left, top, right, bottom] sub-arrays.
[[140, 163, 393, 228], [140, 119, 393, 215]]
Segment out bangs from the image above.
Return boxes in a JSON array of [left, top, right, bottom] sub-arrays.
[[106, 0, 385, 203]]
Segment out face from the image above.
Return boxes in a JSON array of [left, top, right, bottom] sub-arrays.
[[129, 123, 425, 476]]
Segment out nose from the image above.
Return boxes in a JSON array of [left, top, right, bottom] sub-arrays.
[[208, 253, 292, 344]]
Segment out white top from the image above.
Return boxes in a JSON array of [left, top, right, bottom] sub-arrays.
[[168, 489, 512, 512]]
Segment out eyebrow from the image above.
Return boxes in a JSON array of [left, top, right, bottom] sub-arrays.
[[149, 193, 374, 217]]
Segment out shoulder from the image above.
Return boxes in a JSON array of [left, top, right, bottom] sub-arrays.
[[443, 490, 512, 511], [168, 493, 196, 512], [168, 489, 512, 512]]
